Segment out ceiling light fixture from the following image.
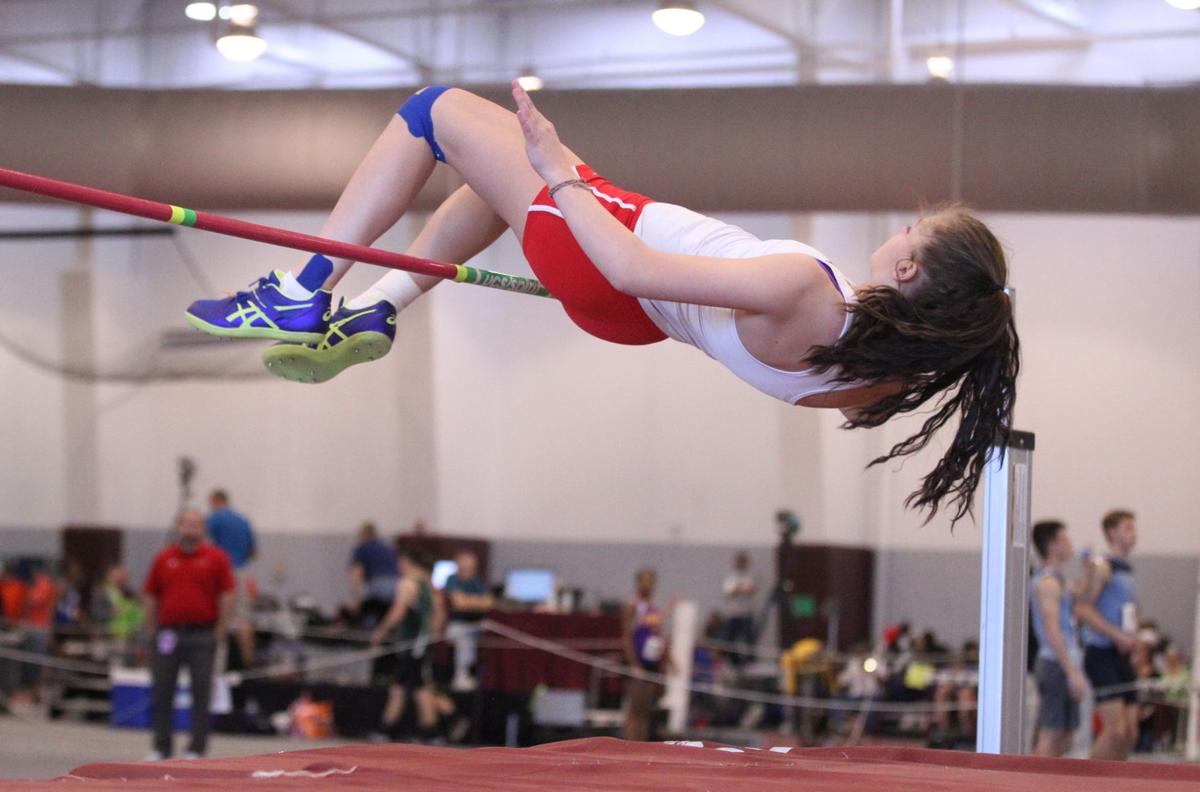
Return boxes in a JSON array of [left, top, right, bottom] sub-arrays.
[[926, 54, 955, 81], [1165, 0, 1200, 9], [216, 22, 267, 62], [225, 3, 260, 25], [652, 2, 705, 37], [185, 2, 217, 21], [516, 71, 544, 91]]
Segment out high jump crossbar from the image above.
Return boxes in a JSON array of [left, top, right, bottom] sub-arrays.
[[0, 166, 553, 299]]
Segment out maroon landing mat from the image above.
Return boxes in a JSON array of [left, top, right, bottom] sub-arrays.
[[2, 738, 1197, 791]]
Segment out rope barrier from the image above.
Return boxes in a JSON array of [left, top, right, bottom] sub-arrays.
[[480, 619, 967, 715], [0, 166, 553, 299], [0, 625, 1192, 716]]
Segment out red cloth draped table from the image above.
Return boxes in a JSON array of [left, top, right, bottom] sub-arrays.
[[479, 611, 623, 693]]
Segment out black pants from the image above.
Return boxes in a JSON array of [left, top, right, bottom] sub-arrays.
[[151, 626, 216, 757], [724, 616, 756, 667]]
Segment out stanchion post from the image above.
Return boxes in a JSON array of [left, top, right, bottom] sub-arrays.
[[665, 600, 697, 734], [976, 429, 1035, 755]]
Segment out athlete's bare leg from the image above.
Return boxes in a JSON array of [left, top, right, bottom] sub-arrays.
[[1091, 698, 1133, 760], [288, 88, 581, 289]]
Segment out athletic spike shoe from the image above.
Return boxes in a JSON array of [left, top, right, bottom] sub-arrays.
[[261, 297, 396, 384], [185, 270, 331, 343]]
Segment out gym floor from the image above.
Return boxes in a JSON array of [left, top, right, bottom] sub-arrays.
[[0, 714, 344, 781]]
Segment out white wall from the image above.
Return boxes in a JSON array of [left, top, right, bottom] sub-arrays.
[[995, 214, 1200, 556], [0, 205, 73, 528], [1, 207, 1198, 560]]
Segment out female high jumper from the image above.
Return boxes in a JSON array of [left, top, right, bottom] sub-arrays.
[[185, 84, 1019, 522]]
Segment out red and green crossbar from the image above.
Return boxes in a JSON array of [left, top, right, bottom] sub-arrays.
[[0, 166, 553, 299]]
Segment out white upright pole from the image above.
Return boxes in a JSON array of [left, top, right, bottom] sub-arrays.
[[665, 600, 697, 735], [976, 430, 1035, 755]]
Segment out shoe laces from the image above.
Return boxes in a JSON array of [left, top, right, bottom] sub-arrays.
[[232, 275, 273, 304]]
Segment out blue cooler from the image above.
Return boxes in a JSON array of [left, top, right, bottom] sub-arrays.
[[110, 667, 192, 730]]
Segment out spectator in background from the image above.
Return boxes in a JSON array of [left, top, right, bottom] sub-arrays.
[[931, 639, 979, 744], [349, 522, 398, 629], [882, 622, 912, 656], [834, 643, 882, 736], [0, 562, 28, 711], [54, 557, 88, 632], [1162, 646, 1190, 752], [1076, 509, 1140, 761], [721, 551, 758, 668], [16, 562, 56, 705], [143, 508, 235, 761], [622, 567, 672, 742], [887, 630, 937, 705], [1131, 637, 1159, 753], [93, 564, 145, 660], [443, 549, 493, 692], [1030, 520, 1086, 757], [370, 550, 444, 742], [689, 611, 728, 729], [206, 489, 257, 667], [0, 562, 25, 626]]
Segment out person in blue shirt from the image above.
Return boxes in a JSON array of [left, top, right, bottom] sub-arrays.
[[1077, 508, 1140, 761], [349, 521, 399, 629], [206, 490, 257, 569], [1030, 520, 1086, 757], [442, 550, 493, 691], [206, 489, 257, 666]]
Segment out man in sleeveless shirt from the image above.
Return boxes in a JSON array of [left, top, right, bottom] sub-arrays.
[[370, 550, 444, 741], [622, 567, 672, 741], [1030, 520, 1086, 757], [1076, 509, 1139, 760]]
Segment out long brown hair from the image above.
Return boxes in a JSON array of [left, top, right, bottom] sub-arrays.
[[808, 208, 1020, 523]]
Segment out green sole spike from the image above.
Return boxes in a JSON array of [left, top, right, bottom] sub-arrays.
[[261, 332, 393, 384]]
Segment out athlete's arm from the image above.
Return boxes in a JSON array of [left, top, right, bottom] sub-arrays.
[[348, 563, 365, 609], [1073, 558, 1134, 652], [1035, 575, 1086, 700], [372, 578, 415, 644], [431, 585, 447, 637], [621, 603, 638, 667], [512, 82, 827, 317]]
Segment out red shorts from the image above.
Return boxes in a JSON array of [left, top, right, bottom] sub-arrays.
[[522, 165, 667, 345]]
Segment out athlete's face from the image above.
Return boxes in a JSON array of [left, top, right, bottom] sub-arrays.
[[1107, 517, 1137, 554], [867, 217, 932, 290], [636, 569, 656, 597], [1051, 528, 1073, 564]]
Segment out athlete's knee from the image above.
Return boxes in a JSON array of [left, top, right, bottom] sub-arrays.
[[397, 85, 457, 162]]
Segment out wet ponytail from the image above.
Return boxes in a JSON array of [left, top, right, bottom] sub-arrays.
[[807, 209, 1020, 523]]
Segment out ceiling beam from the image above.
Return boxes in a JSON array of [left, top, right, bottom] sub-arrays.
[[709, 0, 816, 50], [256, 0, 432, 78], [997, 0, 1088, 33], [707, 0, 865, 69], [0, 45, 91, 84]]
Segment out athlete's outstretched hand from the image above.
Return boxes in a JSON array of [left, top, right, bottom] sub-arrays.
[[512, 81, 574, 187]]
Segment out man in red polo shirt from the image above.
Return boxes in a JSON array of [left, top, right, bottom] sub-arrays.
[[142, 507, 235, 760]]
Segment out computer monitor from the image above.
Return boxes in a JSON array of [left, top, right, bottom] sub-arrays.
[[431, 559, 458, 590], [504, 567, 557, 604]]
